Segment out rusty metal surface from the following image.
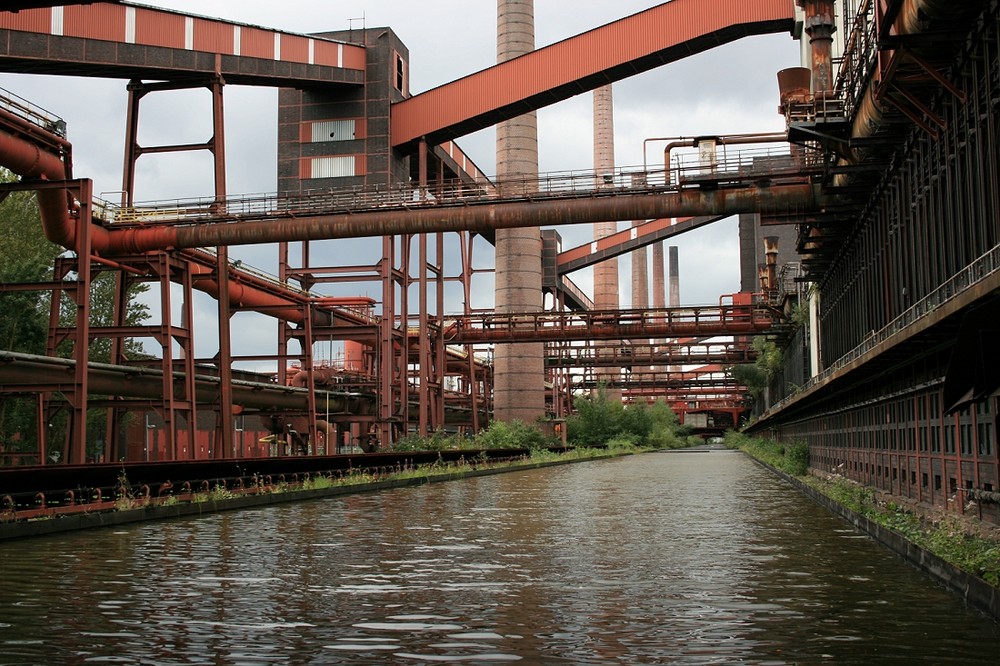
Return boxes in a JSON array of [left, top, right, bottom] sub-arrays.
[[0, 350, 377, 414], [0, 448, 531, 528], [544, 342, 755, 367], [557, 215, 728, 274], [391, 0, 796, 148], [444, 304, 778, 344], [100, 181, 823, 255]]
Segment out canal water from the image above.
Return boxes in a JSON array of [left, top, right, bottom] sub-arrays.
[[1, 448, 998, 664]]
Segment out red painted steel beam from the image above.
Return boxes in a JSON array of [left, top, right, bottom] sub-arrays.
[[557, 215, 726, 274], [391, 0, 797, 148], [444, 305, 777, 344]]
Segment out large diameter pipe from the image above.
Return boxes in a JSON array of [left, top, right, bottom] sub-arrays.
[[0, 127, 66, 179], [899, 0, 981, 34], [835, 0, 982, 186], [183, 256, 335, 327], [0, 127, 108, 251], [0, 125, 344, 328], [106, 183, 823, 254], [0, 127, 78, 248], [0, 350, 375, 414]]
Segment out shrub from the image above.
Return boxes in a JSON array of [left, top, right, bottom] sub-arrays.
[[474, 419, 552, 451], [566, 387, 679, 447], [391, 429, 471, 452]]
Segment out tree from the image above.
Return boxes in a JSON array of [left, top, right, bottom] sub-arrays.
[[0, 169, 150, 459], [730, 336, 783, 399]]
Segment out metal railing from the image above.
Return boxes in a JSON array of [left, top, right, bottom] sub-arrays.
[[0, 85, 66, 137], [768, 242, 1000, 414], [97, 145, 817, 228]]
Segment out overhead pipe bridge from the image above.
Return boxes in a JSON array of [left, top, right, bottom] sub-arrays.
[[390, 0, 797, 148]]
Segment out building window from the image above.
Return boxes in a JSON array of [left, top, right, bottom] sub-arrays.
[[309, 119, 357, 142], [307, 156, 355, 178], [393, 51, 407, 94]]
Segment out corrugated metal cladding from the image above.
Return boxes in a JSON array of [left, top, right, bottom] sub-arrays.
[[0, 3, 366, 71], [65, 5, 125, 42], [282, 36, 310, 64], [391, 0, 794, 146], [440, 141, 481, 180], [314, 41, 358, 69], [0, 8, 50, 33], [192, 18, 230, 54], [241, 26, 274, 59]]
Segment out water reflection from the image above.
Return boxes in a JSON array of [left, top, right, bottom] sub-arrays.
[[1, 449, 997, 664]]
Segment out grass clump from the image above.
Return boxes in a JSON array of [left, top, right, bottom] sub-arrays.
[[731, 430, 1000, 588], [724, 431, 809, 476]]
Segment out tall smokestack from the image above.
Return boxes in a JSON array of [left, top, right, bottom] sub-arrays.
[[593, 84, 618, 309], [652, 242, 665, 310], [593, 84, 620, 398], [652, 240, 666, 370], [493, 0, 545, 423], [667, 245, 680, 376], [630, 175, 649, 311], [668, 245, 680, 307]]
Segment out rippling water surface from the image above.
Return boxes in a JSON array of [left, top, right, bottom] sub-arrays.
[[1, 449, 998, 664]]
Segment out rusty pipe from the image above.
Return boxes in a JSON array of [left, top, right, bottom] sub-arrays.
[[182, 255, 335, 327], [899, 0, 982, 35], [0, 126, 113, 252], [105, 182, 823, 254], [0, 107, 72, 155], [835, 0, 982, 186], [662, 132, 789, 173], [797, 0, 836, 94], [0, 350, 376, 414], [0, 117, 351, 332], [764, 235, 779, 292]]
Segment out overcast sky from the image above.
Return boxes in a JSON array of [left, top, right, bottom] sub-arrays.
[[0, 1, 803, 366]]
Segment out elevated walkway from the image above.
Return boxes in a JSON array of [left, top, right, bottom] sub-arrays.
[[91, 144, 823, 254], [544, 341, 755, 368], [444, 303, 778, 344], [0, 2, 364, 86]]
